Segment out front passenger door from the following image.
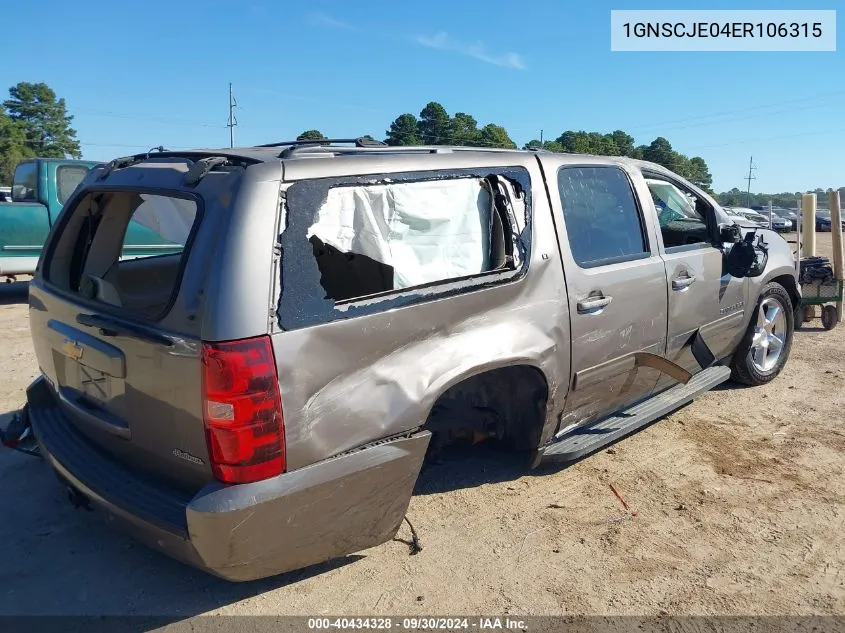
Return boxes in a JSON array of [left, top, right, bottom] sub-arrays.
[[549, 163, 669, 432], [643, 174, 748, 386]]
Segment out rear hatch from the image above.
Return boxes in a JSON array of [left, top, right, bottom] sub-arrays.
[[28, 157, 274, 492]]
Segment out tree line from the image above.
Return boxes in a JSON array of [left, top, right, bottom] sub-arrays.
[[0, 82, 80, 184], [717, 187, 845, 210], [299, 101, 714, 191]]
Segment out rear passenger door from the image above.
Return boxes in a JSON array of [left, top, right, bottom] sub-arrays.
[[641, 171, 748, 384], [546, 162, 668, 430]]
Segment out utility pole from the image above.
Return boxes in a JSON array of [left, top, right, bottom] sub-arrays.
[[227, 82, 238, 148], [540, 129, 544, 146], [744, 156, 756, 208]]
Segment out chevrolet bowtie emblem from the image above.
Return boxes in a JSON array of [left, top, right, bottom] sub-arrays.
[[62, 339, 84, 361]]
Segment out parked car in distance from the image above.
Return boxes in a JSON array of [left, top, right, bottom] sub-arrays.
[[774, 208, 798, 229], [769, 211, 792, 232], [815, 210, 845, 232], [816, 211, 832, 231], [780, 208, 798, 221], [735, 209, 770, 228], [723, 207, 763, 229], [0, 186, 11, 202], [770, 216, 791, 232], [0, 159, 98, 277], [0, 158, 180, 279], [22, 140, 799, 582]]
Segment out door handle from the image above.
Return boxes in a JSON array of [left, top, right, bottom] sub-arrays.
[[577, 295, 613, 314], [672, 275, 696, 291]]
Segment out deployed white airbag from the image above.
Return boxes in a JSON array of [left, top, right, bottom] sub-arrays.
[[131, 194, 196, 245], [308, 178, 493, 289]]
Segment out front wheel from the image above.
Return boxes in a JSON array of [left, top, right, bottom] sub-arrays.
[[731, 282, 794, 386]]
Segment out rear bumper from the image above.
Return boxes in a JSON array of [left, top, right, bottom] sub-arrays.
[[26, 376, 430, 581]]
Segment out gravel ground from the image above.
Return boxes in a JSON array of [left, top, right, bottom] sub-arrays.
[[0, 232, 842, 618]]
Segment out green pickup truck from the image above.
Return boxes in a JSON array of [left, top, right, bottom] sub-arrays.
[[1, 158, 185, 280]]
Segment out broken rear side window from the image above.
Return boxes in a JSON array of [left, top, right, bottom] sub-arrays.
[[303, 177, 520, 302], [45, 190, 200, 321]]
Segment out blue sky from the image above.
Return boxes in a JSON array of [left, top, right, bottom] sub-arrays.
[[1, 0, 842, 192]]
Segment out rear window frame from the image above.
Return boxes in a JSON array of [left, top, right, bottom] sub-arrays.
[[40, 185, 205, 325], [277, 165, 533, 331], [56, 165, 91, 205]]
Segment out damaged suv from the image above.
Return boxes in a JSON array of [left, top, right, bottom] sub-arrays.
[[21, 139, 798, 581]]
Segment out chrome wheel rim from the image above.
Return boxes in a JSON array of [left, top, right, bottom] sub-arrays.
[[750, 297, 787, 372]]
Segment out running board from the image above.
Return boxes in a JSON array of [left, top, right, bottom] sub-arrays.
[[539, 365, 731, 464]]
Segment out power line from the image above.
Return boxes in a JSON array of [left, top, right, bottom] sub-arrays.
[[626, 90, 845, 131], [67, 86, 845, 149], [684, 126, 845, 151], [73, 107, 223, 128], [644, 101, 841, 135], [518, 90, 845, 146]]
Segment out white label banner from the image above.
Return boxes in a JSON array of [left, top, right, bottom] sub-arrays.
[[611, 10, 836, 51]]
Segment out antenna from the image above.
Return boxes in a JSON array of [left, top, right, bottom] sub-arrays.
[[227, 82, 238, 148], [745, 156, 757, 207]]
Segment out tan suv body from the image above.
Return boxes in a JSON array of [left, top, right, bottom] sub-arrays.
[[22, 141, 798, 580]]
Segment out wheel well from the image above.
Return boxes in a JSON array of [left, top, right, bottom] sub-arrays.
[[770, 274, 800, 311], [424, 365, 550, 452]]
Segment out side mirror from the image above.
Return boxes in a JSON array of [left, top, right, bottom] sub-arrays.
[[725, 230, 768, 278]]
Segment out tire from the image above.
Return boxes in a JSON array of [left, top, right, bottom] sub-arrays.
[[731, 282, 794, 386], [793, 303, 804, 330], [822, 305, 838, 330]]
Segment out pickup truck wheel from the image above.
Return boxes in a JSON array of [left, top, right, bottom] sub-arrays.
[[821, 305, 838, 330], [731, 282, 794, 386]]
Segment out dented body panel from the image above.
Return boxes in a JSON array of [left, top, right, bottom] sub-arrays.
[[270, 154, 570, 469]]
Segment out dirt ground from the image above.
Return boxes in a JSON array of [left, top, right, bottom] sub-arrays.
[[0, 232, 843, 618]]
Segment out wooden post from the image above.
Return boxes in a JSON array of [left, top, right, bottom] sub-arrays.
[[829, 190, 844, 321], [802, 193, 817, 258]]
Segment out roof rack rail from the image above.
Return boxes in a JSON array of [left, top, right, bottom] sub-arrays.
[[96, 149, 259, 181], [255, 137, 387, 150]]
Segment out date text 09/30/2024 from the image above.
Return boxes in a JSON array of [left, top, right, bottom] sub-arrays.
[[307, 617, 528, 630]]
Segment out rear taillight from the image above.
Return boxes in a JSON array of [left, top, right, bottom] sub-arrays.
[[201, 336, 285, 484]]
